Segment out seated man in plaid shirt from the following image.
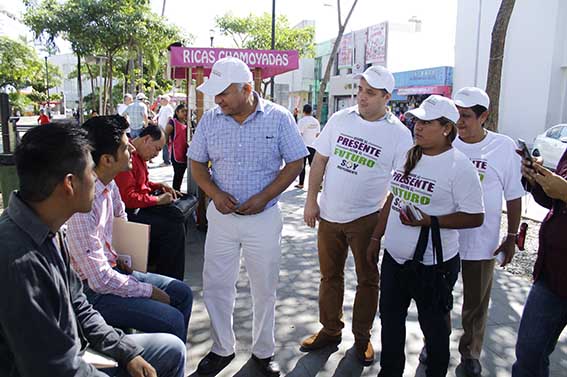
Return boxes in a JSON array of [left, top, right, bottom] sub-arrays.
[[66, 115, 193, 342]]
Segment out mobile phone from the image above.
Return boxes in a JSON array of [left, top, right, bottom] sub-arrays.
[[517, 139, 532, 161], [405, 202, 423, 221], [399, 207, 411, 223], [117, 254, 132, 268]]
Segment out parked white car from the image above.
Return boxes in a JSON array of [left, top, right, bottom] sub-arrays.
[[532, 124, 567, 170]]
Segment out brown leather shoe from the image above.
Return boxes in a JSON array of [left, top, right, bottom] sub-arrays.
[[355, 340, 374, 366], [300, 330, 341, 351]]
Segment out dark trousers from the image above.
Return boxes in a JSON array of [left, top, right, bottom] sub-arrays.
[[172, 159, 187, 191], [298, 146, 316, 185], [127, 207, 186, 280], [379, 251, 459, 377]]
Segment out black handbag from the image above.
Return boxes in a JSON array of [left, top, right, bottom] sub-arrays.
[[399, 216, 457, 314], [140, 193, 198, 222]]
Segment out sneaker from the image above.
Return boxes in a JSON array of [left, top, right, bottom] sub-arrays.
[[196, 352, 235, 376], [462, 358, 482, 377], [294, 184, 304, 189], [251, 354, 280, 377], [354, 340, 375, 366], [300, 330, 341, 352]]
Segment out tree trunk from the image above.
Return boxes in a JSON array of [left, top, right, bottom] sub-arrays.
[[485, 0, 516, 132], [316, 0, 358, 122], [77, 54, 84, 124], [137, 46, 143, 93], [85, 63, 97, 112], [107, 56, 113, 114], [128, 57, 135, 94], [102, 58, 109, 115]]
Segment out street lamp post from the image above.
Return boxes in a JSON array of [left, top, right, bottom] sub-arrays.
[[44, 56, 50, 112], [209, 29, 215, 48], [270, 0, 275, 101]]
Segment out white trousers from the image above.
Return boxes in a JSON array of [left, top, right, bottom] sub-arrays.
[[203, 202, 283, 358]]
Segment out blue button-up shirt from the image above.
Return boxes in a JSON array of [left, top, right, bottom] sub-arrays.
[[188, 93, 308, 209]]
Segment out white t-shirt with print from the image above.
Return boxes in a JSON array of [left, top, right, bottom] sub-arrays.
[[297, 115, 321, 147], [383, 148, 485, 265], [157, 104, 174, 129], [453, 131, 524, 260], [313, 106, 413, 223]]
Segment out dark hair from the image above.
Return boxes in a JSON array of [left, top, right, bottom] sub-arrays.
[[303, 104, 312, 114], [402, 117, 457, 178], [82, 115, 129, 166], [139, 125, 164, 140], [15, 123, 92, 202], [173, 104, 187, 120], [470, 104, 488, 118]]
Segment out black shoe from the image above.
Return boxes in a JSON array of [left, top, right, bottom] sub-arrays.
[[196, 352, 235, 376], [462, 358, 482, 377], [419, 346, 428, 365], [251, 354, 281, 377]]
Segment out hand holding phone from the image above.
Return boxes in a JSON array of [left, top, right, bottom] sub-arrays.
[[405, 202, 423, 221], [399, 206, 411, 223], [517, 139, 532, 162]]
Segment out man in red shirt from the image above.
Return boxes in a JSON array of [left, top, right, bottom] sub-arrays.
[[115, 125, 186, 280], [37, 109, 50, 125]]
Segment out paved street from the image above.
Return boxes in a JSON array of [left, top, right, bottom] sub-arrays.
[[147, 162, 567, 377]]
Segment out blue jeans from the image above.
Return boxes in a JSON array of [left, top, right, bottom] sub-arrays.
[[101, 333, 186, 377], [130, 128, 143, 138], [84, 271, 193, 341], [512, 280, 567, 377], [162, 144, 171, 164]]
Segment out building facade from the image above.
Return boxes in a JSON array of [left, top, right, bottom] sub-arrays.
[[455, 0, 567, 143]]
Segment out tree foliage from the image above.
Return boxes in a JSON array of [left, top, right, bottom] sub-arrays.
[[215, 13, 315, 57], [0, 36, 62, 91], [22, 0, 190, 115], [0, 36, 41, 89]]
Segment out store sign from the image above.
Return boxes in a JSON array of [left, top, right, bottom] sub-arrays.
[[365, 22, 388, 66], [397, 85, 452, 96], [169, 47, 299, 79], [337, 33, 353, 69], [394, 67, 453, 88]]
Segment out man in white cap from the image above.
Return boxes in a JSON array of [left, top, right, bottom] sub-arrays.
[[122, 92, 149, 138], [188, 57, 308, 376], [451, 87, 523, 377], [300, 65, 413, 366], [156, 94, 174, 165]]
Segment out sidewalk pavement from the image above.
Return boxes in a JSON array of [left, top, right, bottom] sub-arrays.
[[149, 164, 567, 377]]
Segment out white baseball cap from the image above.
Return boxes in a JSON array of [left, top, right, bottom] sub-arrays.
[[453, 87, 490, 109], [405, 95, 460, 123], [197, 57, 253, 96], [135, 92, 147, 100], [354, 65, 395, 93]]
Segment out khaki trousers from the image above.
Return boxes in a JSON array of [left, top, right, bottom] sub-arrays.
[[459, 258, 496, 360], [317, 211, 379, 342]]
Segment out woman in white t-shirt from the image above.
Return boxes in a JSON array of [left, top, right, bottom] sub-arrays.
[[367, 95, 484, 377]]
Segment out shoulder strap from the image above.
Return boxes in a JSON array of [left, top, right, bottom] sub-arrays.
[[412, 225, 430, 262], [430, 216, 444, 266]]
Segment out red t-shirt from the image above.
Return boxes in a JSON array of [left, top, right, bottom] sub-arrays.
[[115, 152, 161, 209], [38, 114, 50, 125]]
